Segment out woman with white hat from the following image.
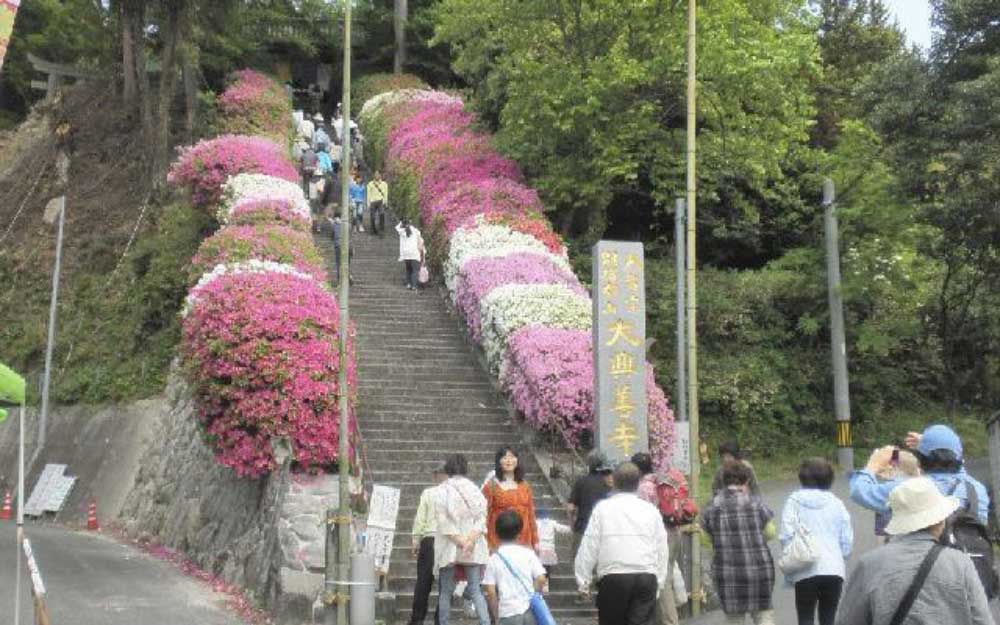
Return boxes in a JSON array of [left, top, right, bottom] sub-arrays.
[[834, 477, 992, 625]]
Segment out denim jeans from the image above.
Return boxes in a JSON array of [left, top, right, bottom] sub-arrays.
[[404, 259, 420, 288], [438, 564, 489, 625]]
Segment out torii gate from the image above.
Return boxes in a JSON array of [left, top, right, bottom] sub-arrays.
[[26, 53, 98, 102]]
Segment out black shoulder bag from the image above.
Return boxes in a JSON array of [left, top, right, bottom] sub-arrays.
[[889, 544, 944, 625]]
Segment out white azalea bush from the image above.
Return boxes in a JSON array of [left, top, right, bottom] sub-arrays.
[[444, 222, 573, 292], [183, 259, 319, 317], [218, 173, 311, 223], [479, 283, 592, 373]]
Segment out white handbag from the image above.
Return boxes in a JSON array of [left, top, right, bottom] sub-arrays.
[[778, 499, 819, 574]]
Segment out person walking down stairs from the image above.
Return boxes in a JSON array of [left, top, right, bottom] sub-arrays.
[[409, 464, 448, 625], [367, 171, 388, 235], [396, 218, 425, 291]]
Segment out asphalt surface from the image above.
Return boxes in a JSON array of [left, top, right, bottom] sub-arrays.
[[688, 458, 998, 624], [0, 521, 246, 625]]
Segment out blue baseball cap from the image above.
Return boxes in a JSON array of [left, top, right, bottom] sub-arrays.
[[917, 424, 963, 460]]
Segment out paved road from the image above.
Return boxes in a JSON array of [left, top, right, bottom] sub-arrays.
[[688, 458, 997, 624], [1, 521, 246, 625]]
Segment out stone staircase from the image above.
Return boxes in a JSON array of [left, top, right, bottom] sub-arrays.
[[314, 218, 597, 624]]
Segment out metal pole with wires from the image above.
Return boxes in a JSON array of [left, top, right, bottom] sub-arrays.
[[328, 0, 354, 623], [823, 179, 853, 469]]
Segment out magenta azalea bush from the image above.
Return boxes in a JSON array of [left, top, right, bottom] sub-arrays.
[[501, 327, 675, 471], [189, 225, 326, 285], [228, 198, 312, 232], [218, 70, 293, 144], [168, 135, 299, 208], [182, 272, 356, 478], [361, 88, 678, 468], [169, 67, 357, 477]]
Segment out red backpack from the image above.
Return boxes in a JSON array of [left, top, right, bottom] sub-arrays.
[[655, 470, 698, 526]]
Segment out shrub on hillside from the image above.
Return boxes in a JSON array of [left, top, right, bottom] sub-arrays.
[[168, 135, 299, 208], [181, 271, 356, 478], [353, 73, 427, 107], [218, 69, 293, 144], [228, 197, 312, 232], [427, 179, 542, 235], [189, 225, 326, 284]]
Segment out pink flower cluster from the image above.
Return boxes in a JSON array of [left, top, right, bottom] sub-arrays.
[[218, 69, 293, 144], [182, 272, 356, 477], [189, 225, 326, 285], [501, 327, 675, 472], [364, 89, 677, 468], [228, 198, 312, 232], [172, 68, 357, 477], [168, 135, 299, 208]]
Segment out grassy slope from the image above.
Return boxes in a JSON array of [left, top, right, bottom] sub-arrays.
[[0, 83, 210, 404]]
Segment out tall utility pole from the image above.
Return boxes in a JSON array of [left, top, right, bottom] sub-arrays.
[[685, 0, 701, 614], [393, 0, 407, 74], [675, 198, 686, 425], [332, 0, 353, 623], [37, 195, 65, 459], [823, 179, 853, 469]]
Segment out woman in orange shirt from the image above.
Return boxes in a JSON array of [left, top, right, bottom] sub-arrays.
[[483, 445, 539, 552]]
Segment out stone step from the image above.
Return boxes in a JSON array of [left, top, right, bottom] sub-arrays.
[[361, 429, 523, 443]]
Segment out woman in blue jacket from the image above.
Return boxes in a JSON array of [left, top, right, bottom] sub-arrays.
[[779, 458, 853, 625], [349, 174, 366, 233]]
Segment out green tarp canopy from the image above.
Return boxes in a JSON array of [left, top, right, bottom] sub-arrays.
[[0, 362, 25, 408]]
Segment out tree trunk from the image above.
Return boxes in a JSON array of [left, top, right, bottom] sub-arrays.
[[120, 1, 137, 104], [181, 48, 198, 144], [393, 0, 408, 74], [152, 0, 187, 186], [123, 0, 154, 142]]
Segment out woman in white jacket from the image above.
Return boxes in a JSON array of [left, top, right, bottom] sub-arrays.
[[396, 218, 425, 290], [434, 453, 490, 625]]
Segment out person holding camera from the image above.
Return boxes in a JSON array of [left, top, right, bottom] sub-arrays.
[[850, 424, 989, 524]]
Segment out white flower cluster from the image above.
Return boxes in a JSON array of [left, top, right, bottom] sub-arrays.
[[359, 89, 463, 127], [444, 222, 572, 293], [479, 283, 592, 374], [183, 259, 320, 317], [218, 173, 311, 223]]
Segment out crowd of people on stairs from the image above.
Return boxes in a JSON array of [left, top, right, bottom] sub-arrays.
[[295, 107, 431, 291]]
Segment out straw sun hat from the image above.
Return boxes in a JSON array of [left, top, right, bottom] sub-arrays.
[[885, 476, 961, 535]]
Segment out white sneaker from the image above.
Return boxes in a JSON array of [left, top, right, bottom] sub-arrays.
[[463, 599, 477, 618], [359, 225, 365, 232]]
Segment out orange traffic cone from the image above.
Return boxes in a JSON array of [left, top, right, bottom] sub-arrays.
[[86, 498, 99, 531], [0, 490, 11, 520]]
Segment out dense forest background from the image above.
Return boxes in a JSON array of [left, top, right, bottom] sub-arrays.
[[0, 0, 996, 459]]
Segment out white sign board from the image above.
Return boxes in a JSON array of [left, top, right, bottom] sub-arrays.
[[23, 538, 46, 595], [367, 526, 396, 574], [671, 421, 692, 474], [24, 464, 76, 516], [367, 485, 400, 530]]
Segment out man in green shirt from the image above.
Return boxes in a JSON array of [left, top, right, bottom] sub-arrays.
[[409, 464, 447, 625]]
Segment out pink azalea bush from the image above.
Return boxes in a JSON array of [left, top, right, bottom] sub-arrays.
[[168, 135, 299, 208], [362, 87, 678, 466], [427, 178, 542, 235], [181, 271, 356, 478], [228, 198, 312, 232], [501, 327, 675, 470], [218, 70, 293, 144], [189, 225, 326, 285], [454, 253, 586, 342]]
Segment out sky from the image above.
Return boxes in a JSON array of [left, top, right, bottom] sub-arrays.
[[884, 0, 933, 50]]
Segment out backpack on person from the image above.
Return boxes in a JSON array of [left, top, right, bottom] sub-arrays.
[[655, 471, 698, 526], [944, 479, 999, 598]]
